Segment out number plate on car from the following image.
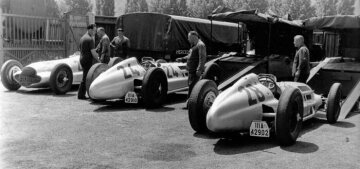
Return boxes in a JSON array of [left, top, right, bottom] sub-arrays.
[[125, 92, 138, 104], [19, 75, 40, 86], [250, 120, 270, 137]]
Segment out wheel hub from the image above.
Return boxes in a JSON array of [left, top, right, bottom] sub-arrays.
[[203, 91, 216, 111], [56, 70, 68, 88]]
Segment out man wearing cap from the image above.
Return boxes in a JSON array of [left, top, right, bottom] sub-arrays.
[[110, 28, 131, 60], [176, 31, 207, 100], [96, 27, 111, 64], [78, 24, 100, 100]]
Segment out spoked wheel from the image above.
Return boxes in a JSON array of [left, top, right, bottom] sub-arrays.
[[49, 64, 73, 95], [1, 60, 23, 90]]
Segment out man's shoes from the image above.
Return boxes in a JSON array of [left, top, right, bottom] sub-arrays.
[[78, 96, 88, 100]]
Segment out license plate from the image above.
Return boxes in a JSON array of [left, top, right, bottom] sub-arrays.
[[250, 120, 270, 137], [19, 75, 40, 86], [125, 91, 138, 104]]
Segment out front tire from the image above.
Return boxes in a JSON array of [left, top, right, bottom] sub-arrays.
[[1, 60, 23, 90], [49, 64, 73, 95], [142, 67, 168, 108], [326, 83, 342, 124], [276, 87, 303, 146], [86, 63, 109, 100], [188, 79, 218, 132]]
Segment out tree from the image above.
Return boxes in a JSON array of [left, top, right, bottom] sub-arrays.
[[286, 0, 315, 20], [314, 0, 337, 16], [188, 0, 224, 18], [64, 0, 93, 15], [96, 0, 114, 16], [126, 0, 148, 13], [336, 0, 355, 15], [247, 0, 268, 13]]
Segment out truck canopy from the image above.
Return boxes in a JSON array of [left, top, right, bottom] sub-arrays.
[[116, 13, 243, 60], [208, 10, 311, 57]]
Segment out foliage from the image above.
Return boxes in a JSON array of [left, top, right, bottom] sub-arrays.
[[96, 0, 115, 16], [64, 0, 93, 15], [126, 0, 149, 13]]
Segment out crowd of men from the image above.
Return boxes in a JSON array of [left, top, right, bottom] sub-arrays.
[[77, 24, 131, 100], [77, 23, 310, 102]]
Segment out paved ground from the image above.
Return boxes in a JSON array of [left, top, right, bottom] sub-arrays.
[[0, 84, 359, 169]]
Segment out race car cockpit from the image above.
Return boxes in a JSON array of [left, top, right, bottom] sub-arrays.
[[258, 74, 281, 99]]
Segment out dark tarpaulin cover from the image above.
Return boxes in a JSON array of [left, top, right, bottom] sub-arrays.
[[208, 10, 304, 27], [116, 13, 241, 59], [303, 15, 360, 30], [208, 10, 310, 56]]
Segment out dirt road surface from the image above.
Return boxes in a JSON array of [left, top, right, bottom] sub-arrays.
[[0, 85, 359, 169]]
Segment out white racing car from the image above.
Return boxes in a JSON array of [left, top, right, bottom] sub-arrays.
[[0, 52, 121, 94], [188, 73, 342, 146], [87, 57, 188, 108]]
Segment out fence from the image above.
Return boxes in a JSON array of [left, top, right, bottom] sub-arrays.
[[1, 13, 66, 66]]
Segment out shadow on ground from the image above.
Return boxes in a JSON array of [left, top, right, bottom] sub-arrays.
[[92, 93, 186, 113]]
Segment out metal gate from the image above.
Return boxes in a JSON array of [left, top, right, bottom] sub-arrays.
[[1, 13, 66, 66]]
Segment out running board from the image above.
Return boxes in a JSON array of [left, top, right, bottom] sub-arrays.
[[339, 79, 360, 119], [218, 59, 265, 91]]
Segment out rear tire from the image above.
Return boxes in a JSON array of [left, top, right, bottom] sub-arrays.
[[108, 57, 123, 67], [86, 63, 109, 100], [49, 64, 73, 95], [326, 83, 342, 124], [142, 67, 168, 108], [203, 63, 222, 85], [188, 79, 218, 132], [276, 87, 303, 146], [1, 60, 23, 91]]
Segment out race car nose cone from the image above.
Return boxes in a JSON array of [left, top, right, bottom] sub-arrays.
[[88, 72, 120, 99]]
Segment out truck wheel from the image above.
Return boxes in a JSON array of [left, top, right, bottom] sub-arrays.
[[142, 67, 168, 108], [1, 60, 23, 91], [49, 64, 73, 95], [108, 57, 123, 67], [86, 63, 109, 99], [203, 63, 222, 85], [276, 87, 303, 146], [326, 83, 342, 124], [188, 79, 218, 132]]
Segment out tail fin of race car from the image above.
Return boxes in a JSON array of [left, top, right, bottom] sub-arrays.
[[339, 79, 360, 119]]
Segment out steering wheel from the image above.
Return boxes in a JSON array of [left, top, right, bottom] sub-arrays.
[[141, 57, 157, 69], [258, 74, 277, 94]]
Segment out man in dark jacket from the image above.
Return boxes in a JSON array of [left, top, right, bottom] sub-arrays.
[[78, 24, 100, 100], [96, 27, 111, 64], [110, 28, 130, 59], [292, 35, 310, 83], [176, 31, 207, 98]]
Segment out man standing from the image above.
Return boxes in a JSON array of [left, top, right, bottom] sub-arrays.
[[96, 27, 111, 64], [292, 35, 310, 83], [110, 28, 130, 59], [78, 24, 100, 100], [176, 31, 207, 98]]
